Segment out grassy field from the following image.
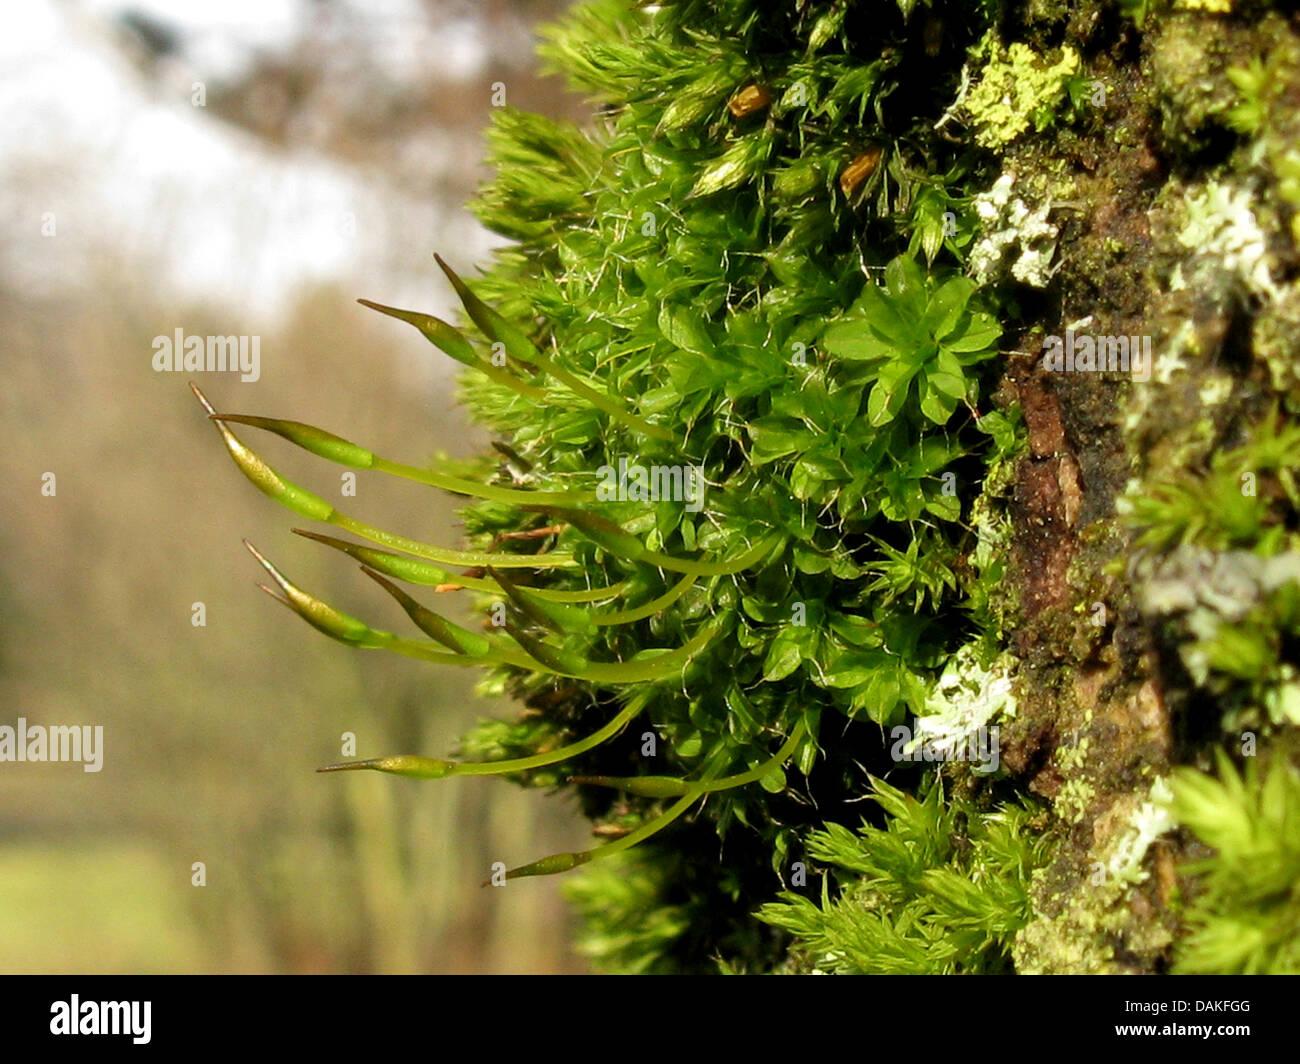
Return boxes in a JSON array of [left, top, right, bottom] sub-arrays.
[[0, 840, 209, 973]]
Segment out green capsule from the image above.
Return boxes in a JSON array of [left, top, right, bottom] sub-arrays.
[[293, 529, 629, 601], [317, 755, 455, 779], [537, 506, 784, 577], [292, 529, 457, 587], [356, 299, 480, 365], [211, 414, 374, 468], [435, 254, 543, 365], [193, 384, 335, 523], [360, 567, 494, 657], [506, 625, 590, 676], [244, 541, 374, 645], [569, 774, 690, 797], [318, 697, 646, 783], [214, 411, 591, 507], [357, 296, 546, 400], [195, 384, 574, 571], [506, 613, 727, 684], [570, 722, 806, 799], [544, 508, 649, 561], [488, 567, 596, 635], [500, 850, 592, 882], [498, 781, 712, 880]]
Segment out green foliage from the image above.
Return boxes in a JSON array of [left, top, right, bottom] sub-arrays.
[[1169, 752, 1300, 974], [1126, 418, 1300, 729], [1125, 416, 1300, 554], [1226, 57, 1269, 136], [757, 778, 1049, 974], [821, 256, 999, 427], [198, 0, 1064, 971], [563, 852, 693, 974]]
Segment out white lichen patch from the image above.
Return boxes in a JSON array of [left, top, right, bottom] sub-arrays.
[[1136, 548, 1300, 726], [1198, 374, 1234, 406], [1178, 181, 1280, 301], [1106, 777, 1175, 885], [909, 646, 1016, 761], [1139, 547, 1300, 623], [969, 172, 1060, 287]]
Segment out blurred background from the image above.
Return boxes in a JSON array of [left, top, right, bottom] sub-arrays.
[[0, 0, 594, 973]]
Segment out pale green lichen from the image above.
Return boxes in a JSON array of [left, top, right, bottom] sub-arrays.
[[1015, 777, 1179, 974], [1175, 181, 1281, 301], [1055, 778, 1096, 825], [1135, 548, 1300, 727], [908, 647, 1016, 771], [964, 38, 1081, 150], [1105, 777, 1175, 885]]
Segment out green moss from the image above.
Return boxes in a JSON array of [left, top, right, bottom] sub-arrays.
[[1169, 750, 1300, 973], [759, 778, 1052, 974], [198, 0, 1300, 975]]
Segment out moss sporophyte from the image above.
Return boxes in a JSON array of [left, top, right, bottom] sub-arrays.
[[195, 0, 1018, 960], [195, 248, 1000, 881]]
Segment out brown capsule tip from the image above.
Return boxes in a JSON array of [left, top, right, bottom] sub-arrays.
[[189, 381, 216, 415], [245, 543, 295, 599], [728, 84, 773, 119], [242, 539, 271, 568], [316, 759, 382, 774], [433, 254, 460, 288], [255, 583, 292, 609]]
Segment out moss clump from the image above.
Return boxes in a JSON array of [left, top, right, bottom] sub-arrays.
[[198, 0, 1300, 974], [759, 778, 1051, 975], [1168, 750, 1300, 974]]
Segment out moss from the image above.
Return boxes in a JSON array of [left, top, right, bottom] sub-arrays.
[[1150, 12, 1246, 152], [1253, 282, 1300, 404], [199, 0, 1300, 974]]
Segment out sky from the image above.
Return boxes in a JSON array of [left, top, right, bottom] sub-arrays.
[[0, 0, 496, 319]]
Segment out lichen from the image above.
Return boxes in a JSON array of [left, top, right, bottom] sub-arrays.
[[1176, 180, 1281, 301], [963, 37, 1081, 150], [1105, 777, 1175, 885], [908, 647, 1016, 767], [968, 172, 1060, 287]]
